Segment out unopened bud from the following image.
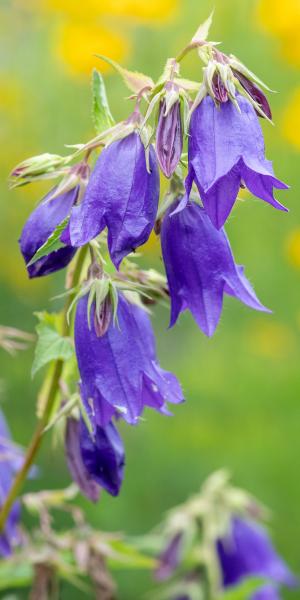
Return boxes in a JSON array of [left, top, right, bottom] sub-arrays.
[[156, 97, 183, 178]]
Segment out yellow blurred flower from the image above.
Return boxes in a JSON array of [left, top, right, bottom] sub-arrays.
[[43, 0, 178, 21], [281, 87, 300, 149], [257, 0, 300, 67], [285, 228, 300, 269], [246, 319, 295, 359], [54, 22, 129, 77]]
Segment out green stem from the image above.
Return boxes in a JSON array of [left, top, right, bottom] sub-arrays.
[[0, 245, 88, 531]]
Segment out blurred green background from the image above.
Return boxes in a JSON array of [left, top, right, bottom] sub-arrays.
[[1, 0, 300, 597]]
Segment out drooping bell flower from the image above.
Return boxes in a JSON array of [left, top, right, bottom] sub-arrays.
[[79, 419, 125, 497], [161, 201, 269, 337], [156, 98, 183, 178], [65, 417, 100, 502], [69, 132, 160, 268], [217, 517, 298, 599], [19, 187, 78, 278], [187, 95, 288, 229], [0, 410, 24, 556], [74, 293, 183, 427]]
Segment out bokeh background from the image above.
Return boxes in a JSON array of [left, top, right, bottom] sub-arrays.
[[1, 0, 300, 597]]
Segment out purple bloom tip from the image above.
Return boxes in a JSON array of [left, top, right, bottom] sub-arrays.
[[156, 100, 183, 178]]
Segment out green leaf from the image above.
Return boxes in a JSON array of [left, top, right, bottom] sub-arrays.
[[108, 539, 156, 570], [95, 55, 154, 94], [92, 69, 115, 134], [31, 312, 73, 377], [27, 216, 69, 267], [221, 578, 265, 600], [0, 559, 33, 590]]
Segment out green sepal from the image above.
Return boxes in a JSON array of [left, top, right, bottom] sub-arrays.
[[27, 216, 69, 267], [95, 55, 154, 94], [92, 68, 115, 135], [220, 577, 266, 599], [31, 312, 73, 378]]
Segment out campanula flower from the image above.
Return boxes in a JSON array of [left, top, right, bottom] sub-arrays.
[[0, 410, 23, 556], [233, 70, 272, 120], [156, 99, 183, 178], [217, 517, 298, 599], [19, 187, 77, 278], [187, 95, 288, 229], [155, 532, 183, 580], [161, 201, 269, 336], [74, 293, 183, 427], [65, 417, 100, 502], [69, 132, 160, 268]]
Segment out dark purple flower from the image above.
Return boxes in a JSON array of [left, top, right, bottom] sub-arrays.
[[156, 99, 183, 178], [68, 133, 160, 268], [19, 187, 78, 278], [212, 72, 228, 103], [74, 293, 183, 427], [233, 70, 272, 120], [155, 532, 183, 580], [79, 419, 125, 497], [217, 517, 297, 597], [187, 95, 288, 229], [161, 201, 269, 337], [0, 410, 24, 557], [65, 417, 100, 502]]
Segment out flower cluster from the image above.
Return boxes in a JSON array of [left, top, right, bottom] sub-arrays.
[[153, 471, 297, 600], [11, 15, 288, 500]]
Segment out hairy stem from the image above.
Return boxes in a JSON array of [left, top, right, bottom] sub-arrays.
[[0, 245, 88, 531]]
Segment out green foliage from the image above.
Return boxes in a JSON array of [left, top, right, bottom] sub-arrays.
[[221, 578, 266, 600], [92, 69, 115, 134], [0, 559, 33, 591], [27, 216, 69, 267], [31, 312, 73, 377]]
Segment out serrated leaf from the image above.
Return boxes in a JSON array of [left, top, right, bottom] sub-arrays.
[[27, 216, 69, 267], [32, 312, 73, 377], [95, 55, 154, 94], [191, 11, 214, 44], [92, 69, 115, 134]]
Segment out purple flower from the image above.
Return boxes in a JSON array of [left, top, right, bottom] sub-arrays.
[[0, 410, 24, 557], [156, 99, 183, 178], [65, 417, 100, 502], [19, 187, 78, 278], [68, 133, 160, 268], [79, 419, 125, 497], [217, 517, 297, 598], [74, 293, 183, 427], [187, 95, 288, 229], [161, 201, 269, 337]]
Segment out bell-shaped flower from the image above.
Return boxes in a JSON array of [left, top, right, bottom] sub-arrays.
[[69, 132, 160, 268], [0, 410, 24, 556], [79, 419, 125, 497], [19, 187, 77, 278], [156, 99, 183, 178], [74, 293, 183, 427], [161, 201, 269, 337], [65, 417, 100, 502], [217, 517, 298, 599], [187, 95, 288, 229]]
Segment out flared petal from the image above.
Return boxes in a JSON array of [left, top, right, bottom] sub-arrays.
[[19, 187, 77, 278], [161, 201, 269, 336], [74, 293, 183, 426], [69, 133, 159, 268], [79, 420, 125, 497], [217, 518, 298, 589], [252, 585, 281, 600]]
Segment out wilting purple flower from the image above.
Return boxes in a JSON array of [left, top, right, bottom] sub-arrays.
[[155, 532, 183, 580], [161, 201, 269, 337], [156, 99, 183, 178], [19, 187, 78, 278], [187, 95, 288, 229], [69, 133, 160, 268], [212, 72, 228, 103], [79, 419, 125, 497], [233, 70, 272, 120], [217, 517, 297, 599], [0, 410, 24, 556], [65, 417, 100, 502], [74, 293, 183, 427]]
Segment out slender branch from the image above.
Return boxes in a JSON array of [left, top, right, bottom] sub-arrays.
[[0, 245, 88, 531]]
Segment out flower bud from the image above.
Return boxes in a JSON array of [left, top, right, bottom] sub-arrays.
[[233, 69, 272, 120], [156, 97, 183, 178]]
